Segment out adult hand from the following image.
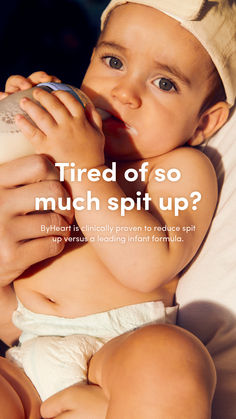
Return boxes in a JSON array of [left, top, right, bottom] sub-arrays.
[[0, 154, 74, 286]]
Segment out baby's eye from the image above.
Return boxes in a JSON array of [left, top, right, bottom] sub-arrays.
[[104, 56, 123, 70], [153, 78, 176, 92]]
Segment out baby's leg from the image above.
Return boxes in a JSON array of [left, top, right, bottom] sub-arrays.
[[0, 356, 41, 419], [88, 324, 216, 419]]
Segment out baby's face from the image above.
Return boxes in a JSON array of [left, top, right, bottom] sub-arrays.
[[81, 3, 215, 161]]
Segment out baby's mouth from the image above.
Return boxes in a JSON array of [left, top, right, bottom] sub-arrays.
[[96, 108, 138, 135]]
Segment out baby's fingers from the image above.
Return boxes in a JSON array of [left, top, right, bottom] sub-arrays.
[[15, 113, 46, 151], [5, 75, 32, 93], [28, 71, 61, 85], [20, 95, 57, 130], [0, 92, 9, 100], [85, 103, 103, 132]]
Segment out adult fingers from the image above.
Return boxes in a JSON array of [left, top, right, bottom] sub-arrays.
[[0, 155, 60, 188], [0, 235, 66, 285], [18, 236, 66, 271], [0, 155, 74, 223], [3, 180, 73, 221], [10, 213, 71, 242]]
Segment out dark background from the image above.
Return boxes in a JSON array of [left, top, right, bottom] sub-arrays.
[[0, 0, 109, 355], [0, 0, 109, 90]]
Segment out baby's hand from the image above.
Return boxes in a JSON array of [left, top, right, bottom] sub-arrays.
[[0, 71, 61, 100], [15, 87, 105, 173], [40, 383, 107, 418]]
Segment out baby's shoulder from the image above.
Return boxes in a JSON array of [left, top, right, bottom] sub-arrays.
[[150, 146, 214, 170], [148, 146, 217, 191], [146, 146, 218, 245]]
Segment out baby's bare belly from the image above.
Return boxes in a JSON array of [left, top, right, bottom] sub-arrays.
[[14, 241, 177, 318]]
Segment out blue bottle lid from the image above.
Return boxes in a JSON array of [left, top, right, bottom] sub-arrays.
[[37, 82, 84, 107]]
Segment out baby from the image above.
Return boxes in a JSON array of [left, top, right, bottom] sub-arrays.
[[0, 0, 235, 418]]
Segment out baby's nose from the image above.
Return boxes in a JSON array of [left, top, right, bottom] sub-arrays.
[[111, 79, 142, 108]]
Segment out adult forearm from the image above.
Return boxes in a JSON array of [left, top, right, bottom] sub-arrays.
[[0, 285, 20, 346]]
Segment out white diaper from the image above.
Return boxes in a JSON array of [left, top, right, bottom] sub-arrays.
[[6, 299, 178, 401]]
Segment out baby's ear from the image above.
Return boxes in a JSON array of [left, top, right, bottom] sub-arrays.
[[188, 102, 230, 146]]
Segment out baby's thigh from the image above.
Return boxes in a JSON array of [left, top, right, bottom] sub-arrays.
[[88, 324, 216, 400], [0, 357, 41, 419]]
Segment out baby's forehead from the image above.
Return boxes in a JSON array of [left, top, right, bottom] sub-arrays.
[[103, 4, 199, 46], [101, 3, 213, 72]]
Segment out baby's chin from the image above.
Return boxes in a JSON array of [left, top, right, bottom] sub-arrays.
[[104, 142, 142, 162]]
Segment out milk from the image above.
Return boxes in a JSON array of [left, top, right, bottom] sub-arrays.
[[0, 131, 36, 164]]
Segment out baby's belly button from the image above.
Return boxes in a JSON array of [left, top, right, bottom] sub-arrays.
[[15, 287, 60, 315]]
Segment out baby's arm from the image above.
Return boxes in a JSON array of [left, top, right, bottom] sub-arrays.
[[15, 88, 217, 292], [62, 149, 217, 292]]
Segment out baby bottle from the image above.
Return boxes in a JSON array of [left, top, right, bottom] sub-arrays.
[[0, 82, 91, 164]]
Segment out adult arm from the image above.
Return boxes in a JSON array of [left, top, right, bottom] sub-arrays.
[[0, 154, 73, 345]]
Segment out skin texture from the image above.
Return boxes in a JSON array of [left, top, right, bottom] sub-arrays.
[[0, 4, 230, 419], [12, 4, 226, 293], [0, 357, 41, 419], [82, 5, 229, 159]]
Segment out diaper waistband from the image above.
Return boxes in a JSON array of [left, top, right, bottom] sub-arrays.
[[13, 298, 178, 344]]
